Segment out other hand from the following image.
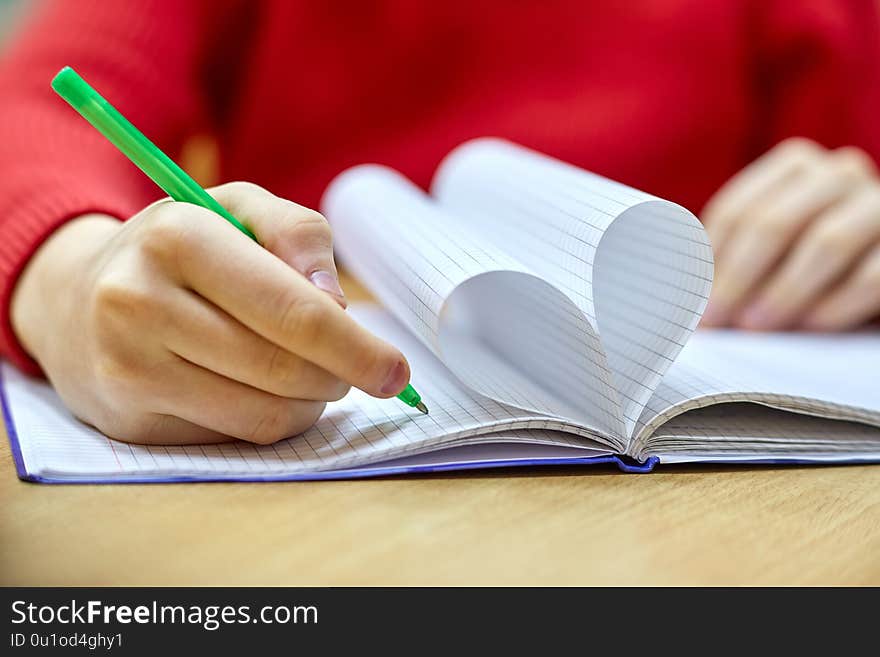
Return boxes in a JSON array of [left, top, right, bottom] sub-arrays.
[[702, 137, 880, 331]]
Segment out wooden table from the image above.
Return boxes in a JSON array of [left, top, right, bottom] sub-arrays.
[[2, 274, 879, 586]]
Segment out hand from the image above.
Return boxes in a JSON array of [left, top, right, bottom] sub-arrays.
[[702, 137, 880, 331], [11, 182, 411, 444]]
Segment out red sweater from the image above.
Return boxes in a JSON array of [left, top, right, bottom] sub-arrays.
[[2, 0, 880, 374]]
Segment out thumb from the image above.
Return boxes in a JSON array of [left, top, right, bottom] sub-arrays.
[[207, 181, 347, 308]]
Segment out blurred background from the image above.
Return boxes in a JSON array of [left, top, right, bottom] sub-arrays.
[[0, 0, 28, 43], [0, 0, 220, 183]]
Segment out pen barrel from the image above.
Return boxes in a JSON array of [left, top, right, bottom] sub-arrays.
[[51, 66, 425, 413], [396, 383, 422, 407], [51, 67, 256, 240]]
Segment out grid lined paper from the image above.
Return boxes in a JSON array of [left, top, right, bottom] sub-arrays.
[[324, 163, 624, 437], [432, 139, 713, 437], [647, 403, 880, 463], [6, 310, 880, 481], [630, 330, 880, 459], [6, 307, 614, 482]]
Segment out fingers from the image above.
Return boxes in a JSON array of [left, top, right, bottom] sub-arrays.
[[801, 245, 880, 331], [150, 202, 410, 397], [149, 357, 327, 444], [703, 137, 821, 253], [110, 413, 237, 446], [703, 142, 874, 326], [738, 185, 880, 329], [208, 181, 346, 307], [161, 288, 350, 401]]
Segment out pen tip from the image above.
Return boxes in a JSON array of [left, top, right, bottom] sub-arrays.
[[415, 401, 429, 415]]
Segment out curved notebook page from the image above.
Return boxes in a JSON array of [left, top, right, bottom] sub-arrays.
[[432, 139, 713, 437], [593, 199, 713, 435], [629, 329, 880, 458], [644, 403, 880, 464], [323, 165, 624, 440]]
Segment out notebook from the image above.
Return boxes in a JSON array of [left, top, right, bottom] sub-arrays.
[[4, 139, 879, 483]]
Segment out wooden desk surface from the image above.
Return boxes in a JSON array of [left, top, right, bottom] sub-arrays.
[[2, 274, 879, 586]]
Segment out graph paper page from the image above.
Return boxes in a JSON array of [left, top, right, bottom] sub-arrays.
[[5, 306, 614, 482], [324, 164, 624, 438], [631, 330, 880, 459], [646, 403, 880, 464], [432, 139, 713, 438]]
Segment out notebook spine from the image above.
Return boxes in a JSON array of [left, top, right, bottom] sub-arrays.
[[614, 455, 659, 473]]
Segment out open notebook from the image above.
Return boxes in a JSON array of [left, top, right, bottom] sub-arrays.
[[4, 139, 879, 483]]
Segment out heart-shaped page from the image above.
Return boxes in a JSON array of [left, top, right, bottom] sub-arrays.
[[325, 164, 626, 445], [325, 140, 713, 444], [433, 139, 714, 438]]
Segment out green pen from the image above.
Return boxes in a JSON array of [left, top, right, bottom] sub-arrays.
[[51, 66, 428, 415]]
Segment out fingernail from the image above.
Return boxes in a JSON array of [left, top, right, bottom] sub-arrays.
[[380, 360, 408, 395], [309, 270, 345, 299]]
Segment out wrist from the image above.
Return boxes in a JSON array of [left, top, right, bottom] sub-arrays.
[[11, 214, 122, 366]]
